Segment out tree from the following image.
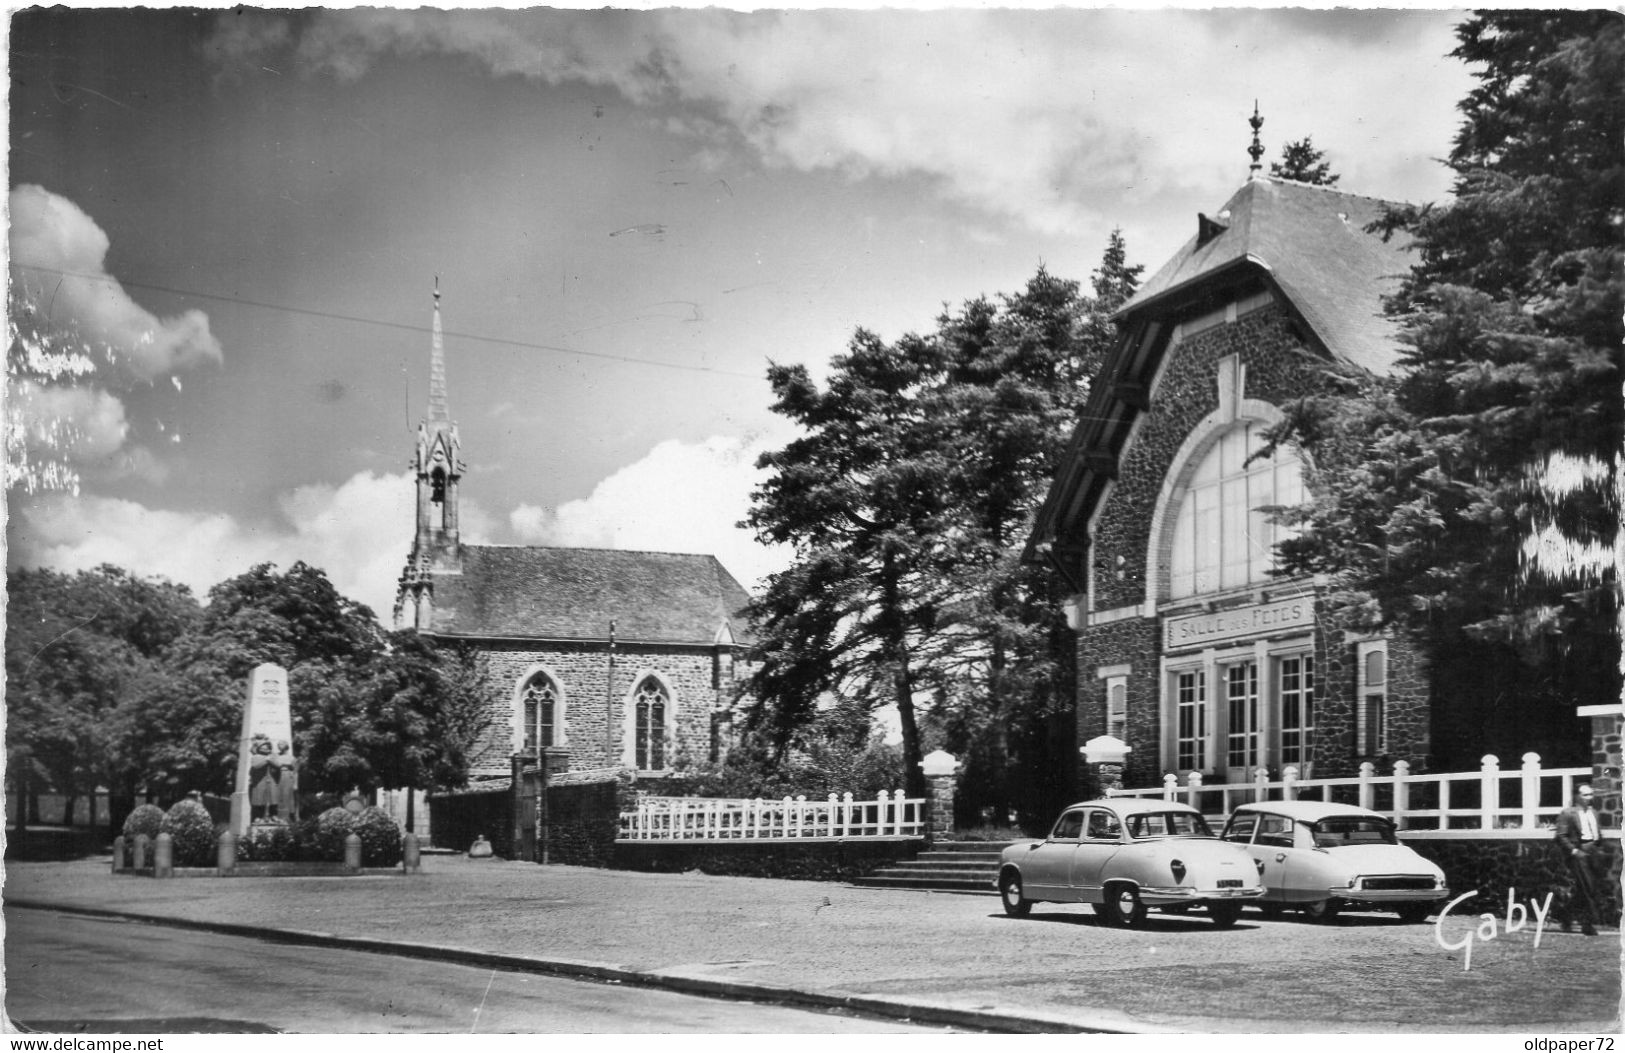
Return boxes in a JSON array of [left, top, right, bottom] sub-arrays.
[[1270, 137, 1341, 185], [4, 566, 200, 825], [351, 632, 493, 829], [111, 561, 387, 797], [1266, 11, 1622, 764], [746, 328, 949, 798], [746, 236, 1139, 814]]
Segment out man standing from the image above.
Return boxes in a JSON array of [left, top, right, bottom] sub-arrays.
[[1555, 784, 1611, 935]]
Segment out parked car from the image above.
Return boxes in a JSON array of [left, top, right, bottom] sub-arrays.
[[1218, 801, 1449, 923], [995, 798, 1265, 927]]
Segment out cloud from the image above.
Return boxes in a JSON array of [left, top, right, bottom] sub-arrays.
[[8, 443, 783, 622], [9, 471, 420, 620], [7, 186, 224, 493], [204, 9, 1469, 236], [507, 435, 791, 590], [9, 185, 223, 379]]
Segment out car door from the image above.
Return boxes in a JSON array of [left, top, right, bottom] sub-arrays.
[[1023, 808, 1084, 898], [1251, 811, 1298, 900], [1067, 807, 1124, 903]]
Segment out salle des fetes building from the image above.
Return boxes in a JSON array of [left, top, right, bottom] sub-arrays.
[[393, 287, 756, 790], [1027, 172, 1433, 790]]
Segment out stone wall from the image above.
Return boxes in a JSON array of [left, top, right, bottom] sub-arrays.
[[545, 778, 631, 867], [1075, 616, 1161, 787], [1090, 305, 1320, 612], [610, 838, 924, 881], [464, 640, 745, 778], [1404, 835, 1622, 925]]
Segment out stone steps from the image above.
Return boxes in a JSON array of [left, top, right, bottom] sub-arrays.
[[853, 841, 1018, 893]]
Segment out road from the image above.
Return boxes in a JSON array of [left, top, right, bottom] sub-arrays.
[[3, 910, 944, 1033]]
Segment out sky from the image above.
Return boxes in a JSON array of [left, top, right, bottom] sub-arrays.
[[6, 5, 1477, 623]]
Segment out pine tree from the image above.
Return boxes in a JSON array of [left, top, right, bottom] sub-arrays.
[[745, 235, 1140, 815], [1268, 11, 1623, 765], [1270, 137, 1341, 185]]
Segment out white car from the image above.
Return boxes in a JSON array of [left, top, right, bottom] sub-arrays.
[[995, 798, 1265, 927], [1219, 801, 1449, 923]]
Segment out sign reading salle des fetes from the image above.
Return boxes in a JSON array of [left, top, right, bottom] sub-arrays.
[[1163, 597, 1314, 651]]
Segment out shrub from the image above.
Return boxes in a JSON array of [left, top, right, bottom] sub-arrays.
[[121, 804, 165, 865], [122, 803, 165, 841], [351, 806, 403, 867], [160, 798, 216, 866], [237, 822, 295, 863], [310, 807, 356, 861]]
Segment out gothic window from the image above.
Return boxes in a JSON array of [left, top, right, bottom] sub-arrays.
[[522, 673, 558, 752], [430, 467, 447, 505], [634, 677, 669, 771], [1169, 422, 1304, 598]]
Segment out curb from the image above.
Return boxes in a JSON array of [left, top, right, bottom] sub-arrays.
[[7, 899, 1129, 1034]]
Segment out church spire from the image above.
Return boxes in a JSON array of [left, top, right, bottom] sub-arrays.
[[428, 277, 449, 422], [396, 278, 465, 631]]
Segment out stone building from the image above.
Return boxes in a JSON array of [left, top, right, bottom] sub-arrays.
[[395, 286, 755, 787], [1028, 172, 1430, 789]]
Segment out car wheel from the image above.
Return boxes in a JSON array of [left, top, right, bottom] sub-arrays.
[[1301, 898, 1341, 924], [999, 871, 1032, 918], [1396, 904, 1432, 925], [1100, 883, 1147, 928], [1209, 902, 1243, 928]]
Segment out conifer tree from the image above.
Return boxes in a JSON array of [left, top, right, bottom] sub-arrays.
[[1267, 11, 1622, 763]]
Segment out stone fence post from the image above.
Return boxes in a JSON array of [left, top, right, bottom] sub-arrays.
[[919, 750, 958, 842], [153, 832, 173, 878]]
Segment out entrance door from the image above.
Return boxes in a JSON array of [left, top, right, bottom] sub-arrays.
[[1223, 661, 1260, 781]]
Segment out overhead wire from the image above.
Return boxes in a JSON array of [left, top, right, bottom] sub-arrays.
[[9, 261, 764, 381]]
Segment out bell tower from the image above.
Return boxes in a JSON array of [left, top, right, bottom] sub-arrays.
[[395, 280, 465, 630]]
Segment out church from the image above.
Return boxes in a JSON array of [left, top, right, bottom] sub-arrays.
[[1028, 152, 1429, 789], [394, 286, 756, 790]]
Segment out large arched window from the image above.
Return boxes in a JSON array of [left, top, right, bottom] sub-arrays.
[[1168, 421, 1304, 599], [634, 677, 669, 771], [521, 672, 559, 752]]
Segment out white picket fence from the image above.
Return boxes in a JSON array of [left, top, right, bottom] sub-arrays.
[[1109, 753, 1591, 831], [618, 790, 926, 841]]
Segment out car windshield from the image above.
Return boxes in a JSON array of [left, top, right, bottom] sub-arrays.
[[1126, 812, 1214, 839], [1310, 817, 1398, 847]]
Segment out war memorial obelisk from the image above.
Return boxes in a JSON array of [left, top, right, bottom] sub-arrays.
[[230, 663, 298, 835]]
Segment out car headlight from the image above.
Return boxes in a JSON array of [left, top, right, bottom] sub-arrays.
[[1255, 858, 1266, 875]]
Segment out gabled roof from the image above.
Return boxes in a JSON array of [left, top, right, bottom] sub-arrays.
[[1118, 177, 1414, 374], [1023, 177, 1416, 569], [426, 545, 756, 646]]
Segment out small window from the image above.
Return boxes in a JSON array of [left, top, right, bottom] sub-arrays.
[[1222, 813, 1259, 844], [1355, 642, 1388, 756], [1051, 810, 1085, 841], [1086, 811, 1122, 840], [1255, 814, 1295, 849], [1106, 678, 1128, 740]]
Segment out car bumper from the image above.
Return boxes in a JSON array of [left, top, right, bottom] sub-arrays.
[[1138, 885, 1266, 905], [1330, 887, 1451, 903]]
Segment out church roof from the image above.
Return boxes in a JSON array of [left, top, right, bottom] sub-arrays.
[[1116, 177, 1414, 374], [425, 545, 757, 646]]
